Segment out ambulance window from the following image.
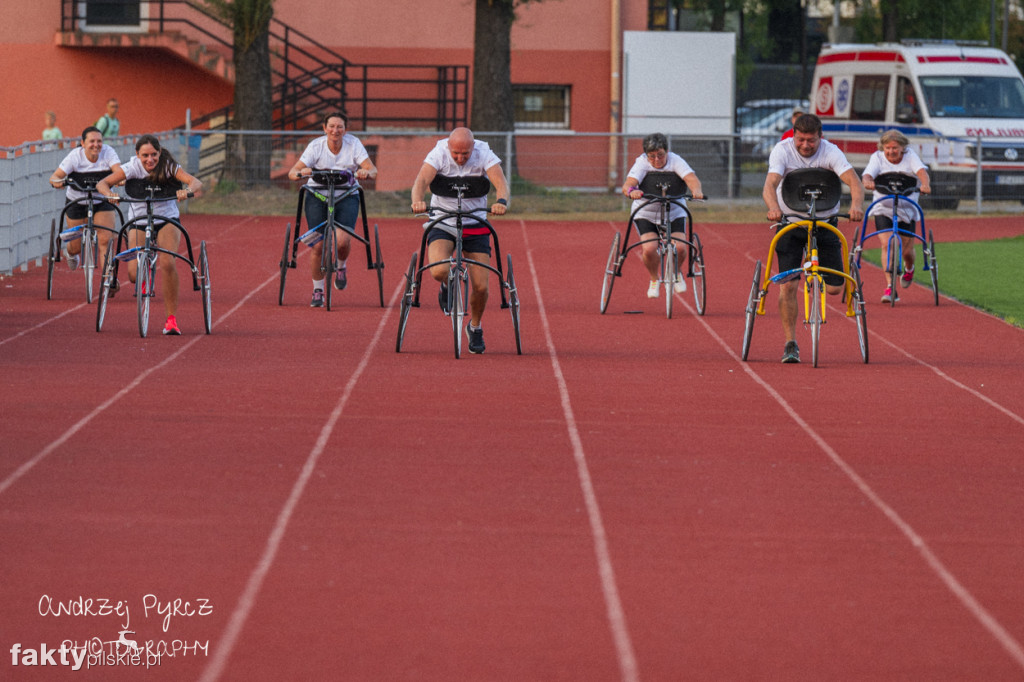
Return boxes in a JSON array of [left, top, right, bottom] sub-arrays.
[[851, 75, 889, 121], [896, 77, 922, 124]]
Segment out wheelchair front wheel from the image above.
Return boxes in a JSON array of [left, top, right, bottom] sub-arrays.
[[741, 260, 761, 362]]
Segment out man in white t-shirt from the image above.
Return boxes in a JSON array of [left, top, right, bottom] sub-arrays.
[[762, 113, 864, 364], [410, 127, 510, 354]]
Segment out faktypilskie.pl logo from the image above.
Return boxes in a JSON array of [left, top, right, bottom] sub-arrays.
[[9, 593, 214, 671]]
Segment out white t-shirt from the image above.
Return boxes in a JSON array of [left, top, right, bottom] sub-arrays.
[[121, 156, 182, 221], [768, 137, 853, 219], [424, 139, 501, 230], [626, 151, 694, 222], [58, 146, 121, 204], [299, 134, 369, 197], [863, 148, 925, 223]]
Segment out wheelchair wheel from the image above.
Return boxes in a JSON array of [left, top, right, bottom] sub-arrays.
[[741, 260, 761, 362], [322, 225, 336, 312], [854, 272, 869, 364], [690, 233, 706, 316], [600, 231, 620, 314], [396, 252, 417, 353], [450, 269, 466, 359], [374, 223, 385, 308], [810, 275, 823, 368], [96, 246, 115, 332], [83, 228, 96, 304], [886, 232, 900, 308], [278, 222, 291, 306], [46, 219, 57, 300], [199, 241, 212, 334], [507, 253, 522, 355], [137, 253, 155, 338], [926, 229, 938, 306], [663, 243, 675, 319]]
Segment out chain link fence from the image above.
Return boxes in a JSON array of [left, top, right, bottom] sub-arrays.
[[3, 129, 1021, 274]]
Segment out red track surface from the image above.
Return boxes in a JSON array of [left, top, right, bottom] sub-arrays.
[[2, 213, 1024, 680]]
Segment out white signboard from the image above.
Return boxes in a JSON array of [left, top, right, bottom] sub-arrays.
[[622, 31, 735, 136]]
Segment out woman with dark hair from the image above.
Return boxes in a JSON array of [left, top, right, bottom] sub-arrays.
[[97, 134, 202, 335], [48, 126, 122, 276], [622, 132, 704, 299], [288, 112, 378, 307]]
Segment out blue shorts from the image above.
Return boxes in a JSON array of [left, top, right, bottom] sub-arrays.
[[304, 189, 360, 233], [426, 228, 492, 256]]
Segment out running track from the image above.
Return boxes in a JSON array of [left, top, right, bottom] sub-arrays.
[[2, 213, 1024, 680]]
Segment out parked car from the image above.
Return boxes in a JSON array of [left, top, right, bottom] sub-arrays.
[[737, 98, 810, 157]]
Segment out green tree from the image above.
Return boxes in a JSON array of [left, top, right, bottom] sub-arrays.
[[202, 0, 274, 186], [857, 0, 989, 43]]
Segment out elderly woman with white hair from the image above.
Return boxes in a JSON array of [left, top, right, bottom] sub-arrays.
[[861, 129, 931, 303]]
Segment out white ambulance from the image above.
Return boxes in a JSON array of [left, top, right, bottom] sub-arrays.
[[811, 40, 1024, 208]]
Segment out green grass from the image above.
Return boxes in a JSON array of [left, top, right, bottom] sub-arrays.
[[861, 235, 1024, 328]]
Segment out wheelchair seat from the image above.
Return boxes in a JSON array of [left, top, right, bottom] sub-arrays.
[[872, 172, 918, 196], [310, 169, 354, 187], [780, 168, 842, 212], [638, 171, 690, 198], [124, 178, 182, 201], [430, 174, 491, 199], [66, 171, 110, 190]]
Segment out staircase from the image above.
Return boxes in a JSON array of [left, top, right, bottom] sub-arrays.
[[58, 0, 469, 132]]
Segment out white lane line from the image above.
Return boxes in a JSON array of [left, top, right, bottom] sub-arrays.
[[0, 214, 255, 348], [198, 276, 404, 682], [675, 290, 1024, 672], [0, 269, 277, 496], [520, 220, 640, 682], [0, 303, 86, 347]]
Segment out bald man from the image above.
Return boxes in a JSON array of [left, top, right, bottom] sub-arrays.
[[411, 127, 511, 354]]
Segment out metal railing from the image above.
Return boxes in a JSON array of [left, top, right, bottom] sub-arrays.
[[59, 0, 469, 132], [5, 129, 1020, 274]]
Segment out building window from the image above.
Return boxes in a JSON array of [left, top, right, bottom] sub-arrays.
[[649, 0, 671, 29], [513, 86, 570, 129], [851, 75, 889, 121]]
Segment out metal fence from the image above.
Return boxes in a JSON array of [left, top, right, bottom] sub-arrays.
[[0, 134, 183, 275], [2, 129, 1020, 274]]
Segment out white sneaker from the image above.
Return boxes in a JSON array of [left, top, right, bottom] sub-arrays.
[[64, 250, 80, 272], [647, 281, 659, 299], [673, 274, 687, 294]]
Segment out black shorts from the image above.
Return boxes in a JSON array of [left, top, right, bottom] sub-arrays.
[[65, 201, 115, 221], [774, 219, 844, 286], [874, 215, 916, 237], [427, 228, 492, 257], [636, 217, 687, 235]]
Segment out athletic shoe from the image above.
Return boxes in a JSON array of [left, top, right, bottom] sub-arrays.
[[65, 252, 80, 272], [466, 324, 485, 354], [438, 283, 450, 314], [334, 264, 347, 290], [781, 341, 800, 363], [900, 265, 915, 288], [673, 274, 687, 294], [880, 287, 897, 303], [310, 288, 324, 308], [647, 280, 659, 299], [162, 315, 181, 336]]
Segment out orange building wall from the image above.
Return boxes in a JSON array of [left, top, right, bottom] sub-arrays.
[[1, 44, 232, 146], [3, 0, 642, 146]]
